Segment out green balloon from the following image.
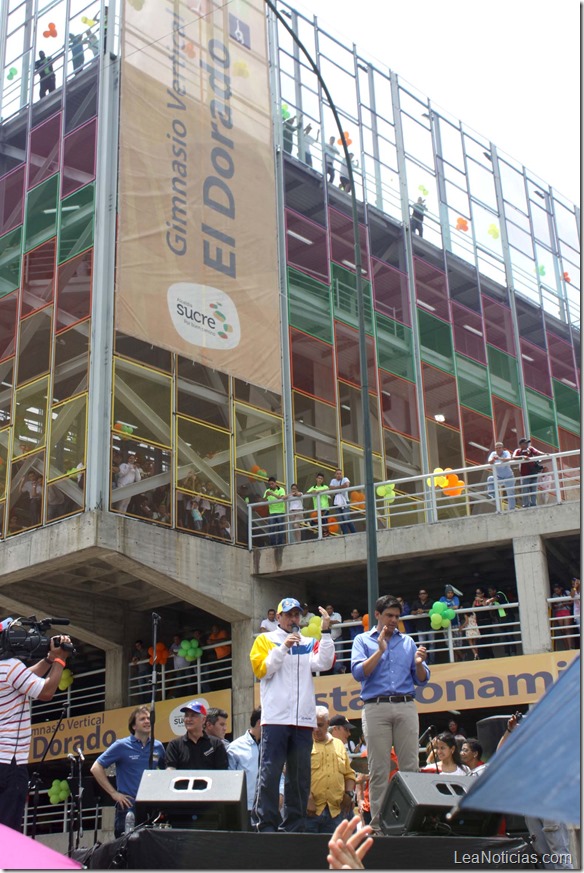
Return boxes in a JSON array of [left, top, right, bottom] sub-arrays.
[[190, 638, 199, 646], [59, 790, 69, 801], [444, 608, 456, 621], [376, 485, 386, 497], [441, 617, 451, 629], [181, 639, 190, 649], [60, 780, 68, 790], [178, 647, 188, 657], [430, 614, 443, 629], [432, 601, 446, 614], [49, 794, 60, 805], [185, 654, 195, 662], [52, 779, 61, 789]]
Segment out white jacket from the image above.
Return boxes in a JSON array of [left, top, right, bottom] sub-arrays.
[[250, 627, 334, 727]]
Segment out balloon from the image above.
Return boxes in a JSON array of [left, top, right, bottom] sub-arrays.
[[185, 654, 195, 662], [81, 16, 96, 25], [251, 464, 260, 474], [184, 42, 196, 59], [52, 779, 61, 789], [426, 468, 447, 488], [328, 518, 339, 535], [281, 104, 290, 120], [376, 485, 387, 497], [156, 641, 165, 650], [310, 511, 318, 519], [418, 185, 429, 196], [537, 265, 546, 277], [563, 272, 571, 283], [337, 131, 352, 146], [441, 617, 451, 629], [114, 422, 123, 430], [488, 224, 500, 239], [362, 614, 369, 631], [7, 67, 18, 81], [43, 23, 58, 38], [431, 601, 446, 614], [430, 614, 443, 630], [456, 217, 469, 232], [258, 469, 267, 479], [49, 793, 60, 804], [178, 647, 188, 657], [384, 483, 396, 505], [148, 646, 154, 655], [181, 639, 190, 649], [443, 608, 455, 621], [309, 615, 321, 625], [351, 491, 365, 509], [301, 627, 311, 637]]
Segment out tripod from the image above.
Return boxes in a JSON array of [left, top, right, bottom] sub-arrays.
[[28, 703, 67, 840], [66, 747, 86, 857]]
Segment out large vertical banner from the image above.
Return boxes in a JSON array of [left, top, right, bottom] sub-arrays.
[[117, 0, 281, 393]]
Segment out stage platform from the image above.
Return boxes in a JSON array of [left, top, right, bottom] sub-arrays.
[[83, 827, 535, 869]]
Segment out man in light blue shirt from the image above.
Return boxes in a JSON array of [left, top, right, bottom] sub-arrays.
[[351, 594, 430, 832], [227, 706, 262, 826]]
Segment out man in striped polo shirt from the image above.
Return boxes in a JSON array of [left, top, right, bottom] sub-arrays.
[[0, 620, 73, 831]]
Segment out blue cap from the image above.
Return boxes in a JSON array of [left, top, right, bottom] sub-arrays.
[[277, 598, 302, 614]]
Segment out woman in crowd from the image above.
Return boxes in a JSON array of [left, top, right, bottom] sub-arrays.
[[460, 738, 487, 776], [431, 732, 470, 775]]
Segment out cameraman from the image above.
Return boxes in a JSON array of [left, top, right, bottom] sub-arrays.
[[0, 627, 72, 831]]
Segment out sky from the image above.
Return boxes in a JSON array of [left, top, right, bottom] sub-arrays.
[[289, 0, 581, 205]]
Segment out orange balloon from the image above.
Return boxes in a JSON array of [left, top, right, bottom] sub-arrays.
[[310, 510, 318, 519], [362, 613, 369, 631], [446, 472, 459, 488], [251, 464, 260, 474], [328, 521, 339, 534], [351, 491, 365, 509]]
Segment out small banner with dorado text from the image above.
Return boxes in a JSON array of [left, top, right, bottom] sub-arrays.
[[117, 0, 281, 393]]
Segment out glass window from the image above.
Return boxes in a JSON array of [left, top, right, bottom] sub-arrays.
[[13, 376, 49, 455], [234, 404, 284, 484], [446, 253, 481, 312], [110, 438, 172, 524], [65, 60, 98, 133], [0, 226, 22, 297], [177, 487, 232, 542], [25, 174, 58, 252], [62, 118, 97, 197], [546, 331, 577, 387], [0, 359, 13, 427], [288, 268, 332, 343], [233, 379, 282, 416], [295, 458, 337, 496], [450, 302, 486, 364], [7, 451, 45, 534], [17, 307, 53, 386], [384, 431, 423, 508], [0, 124, 27, 177], [53, 323, 89, 403], [520, 340, 552, 397], [414, 257, 450, 323], [290, 328, 335, 404], [58, 183, 94, 263], [456, 355, 491, 417], [21, 238, 56, 316], [492, 396, 524, 446], [0, 292, 18, 361], [113, 358, 172, 448], [379, 371, 419, 440], [176, 416, 231, 503], [329, 207, 370, 279], [425, 419, 463, 475], [56, 249, 92, 330], [371, 259, 410, 326], [558, 426, 580, 453], [0, 165, 25, 235], [28, 113, 61, 190], [285, 209, 329, 284], [177, 357, 230, 428], [375, 314, 415, 382], [340, 443, 383, 492], [114, 332, 172, 374], [293, 390, 338, 466], [332, 264, 373, 334], [335, 321, 377, 392], [460, 407, 494, 466], [526, 388, 558, 448], [49, 393, 87, 481], [338, 381, 381, 454], [422, 364, 460, 428], [553, 380, 579, 435], [488, 346, 520, 405], [482, 295, 516, 355], [234, 471, 265, 546], [418, 310, 454, 374]]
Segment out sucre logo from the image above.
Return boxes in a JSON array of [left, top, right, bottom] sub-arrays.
[[168, 283, 240, 349]]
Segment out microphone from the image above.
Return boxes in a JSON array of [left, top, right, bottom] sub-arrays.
[[67, 753, 76, 761], [75, 746, 85, 762], [152, 612, 161, 621], [46, 618, 71, 626], [291, 623, 300, 645], [419, 724, 436, 745]]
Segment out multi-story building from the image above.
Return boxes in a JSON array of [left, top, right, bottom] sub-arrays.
[[0, 0, 579, 836]]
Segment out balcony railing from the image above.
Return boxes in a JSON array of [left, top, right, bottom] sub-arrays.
[[247, 450, 580, 548]]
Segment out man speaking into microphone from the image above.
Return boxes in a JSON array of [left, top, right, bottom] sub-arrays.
[[250, 598, 334, 832], [0, 620, 73, 831]]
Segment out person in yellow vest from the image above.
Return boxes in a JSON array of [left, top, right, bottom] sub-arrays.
[[263, 476, 287, 546], [307, 472, 331, 537]]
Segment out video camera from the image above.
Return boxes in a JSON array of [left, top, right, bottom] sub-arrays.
[[0, 615, 76, 662]]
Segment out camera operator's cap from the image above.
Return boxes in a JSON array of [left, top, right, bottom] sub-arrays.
[[330, 714, 352, 728], [180, 699, 207, 716], [519, 437, 531, 444], [0, 617, 14, 632], [277, 597, 302, 614]]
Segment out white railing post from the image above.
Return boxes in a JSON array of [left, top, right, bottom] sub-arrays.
[[248, 503, 253, 550], [428, 478, 438, 523], [550, 455, 562, 504]]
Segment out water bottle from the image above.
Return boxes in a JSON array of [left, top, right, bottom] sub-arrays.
[[124, 810, 135, 833]]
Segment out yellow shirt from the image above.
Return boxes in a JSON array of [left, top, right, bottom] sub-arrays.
[[309, 735, 356, 817]]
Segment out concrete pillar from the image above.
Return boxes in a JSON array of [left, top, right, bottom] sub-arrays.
[[231, 618, 256, 738], [513, 535, 552, 655], [104, 645, 126, 709]]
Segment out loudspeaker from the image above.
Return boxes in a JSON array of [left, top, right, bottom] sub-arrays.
[[379, 772, 501, 836], [476, 715, 510, 760], [135, 770, 248, 831]]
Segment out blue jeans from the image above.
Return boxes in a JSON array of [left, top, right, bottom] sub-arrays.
[[253, 724, 313, 832], [519, 474, 538, 507], [305, 806, 345, 834], [491, 471, 515, 509], [335, 505, 356, 535], [268, 512, 285, 546]]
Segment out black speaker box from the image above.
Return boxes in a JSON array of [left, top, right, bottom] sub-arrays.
[[135, 770, 248, 831], [476, 715, 509, 760], [380, 772, 501, 836]]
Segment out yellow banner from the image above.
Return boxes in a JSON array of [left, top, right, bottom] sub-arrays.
[[116, 0, 281, 393], [253, 651, 577, 717], [29, 690, 230, 763]]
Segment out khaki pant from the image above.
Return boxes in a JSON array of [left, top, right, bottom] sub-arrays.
[[362, 700, 419, 830]]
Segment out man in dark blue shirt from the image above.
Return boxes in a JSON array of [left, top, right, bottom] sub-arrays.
[[351, 594, 429, 833], [90, 706, 165, 837]]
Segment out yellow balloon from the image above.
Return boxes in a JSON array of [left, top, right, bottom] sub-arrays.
[[301, 627, 311, 637]]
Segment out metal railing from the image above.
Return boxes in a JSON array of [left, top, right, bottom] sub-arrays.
[[128, 643, 233, 704], [547, 596, 580, 651], [22, 789, 103, 837], [247, 450, 580, 548], [32, 667, 106, 721]]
